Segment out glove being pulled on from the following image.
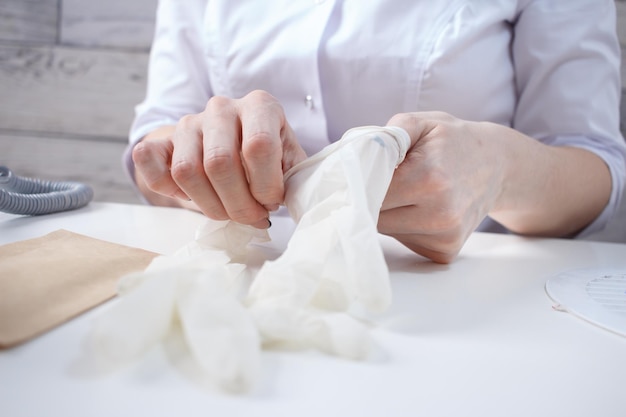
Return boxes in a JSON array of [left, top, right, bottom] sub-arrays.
[[89, 126, 410, 392]]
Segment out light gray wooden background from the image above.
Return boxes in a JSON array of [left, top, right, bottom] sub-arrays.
[[1, 0, 626, 242], [0, 0, 155, 204]]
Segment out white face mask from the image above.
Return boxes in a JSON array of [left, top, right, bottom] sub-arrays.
[[546, 268, 626, 338]]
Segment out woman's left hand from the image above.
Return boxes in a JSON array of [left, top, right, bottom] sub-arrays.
[[379, 111, 505, 263], [379, 111, 611, 264]]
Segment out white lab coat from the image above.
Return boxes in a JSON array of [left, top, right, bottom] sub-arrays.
[[127, 0, 626, 235]]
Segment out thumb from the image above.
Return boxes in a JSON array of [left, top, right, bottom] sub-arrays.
[[386, 112, 441, 149]]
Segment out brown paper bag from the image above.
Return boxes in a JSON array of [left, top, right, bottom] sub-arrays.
[[0, 229, 157, 348]]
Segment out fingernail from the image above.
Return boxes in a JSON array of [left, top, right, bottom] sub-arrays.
[[253, 218, 271, 229]]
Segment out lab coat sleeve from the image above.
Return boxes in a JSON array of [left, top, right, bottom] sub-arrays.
[[511, 0, 626, 236], [123, 0, 212, 186]]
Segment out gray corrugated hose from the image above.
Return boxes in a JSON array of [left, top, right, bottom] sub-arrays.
[[0, 166, 94, 215]]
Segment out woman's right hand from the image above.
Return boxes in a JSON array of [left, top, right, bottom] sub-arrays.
[[132, 90, 307, 228]]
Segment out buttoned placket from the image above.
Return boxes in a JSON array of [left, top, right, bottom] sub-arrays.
[[292, 0, 335, 154]]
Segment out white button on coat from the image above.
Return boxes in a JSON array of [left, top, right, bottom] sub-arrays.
[[304, 95, 314, 110]]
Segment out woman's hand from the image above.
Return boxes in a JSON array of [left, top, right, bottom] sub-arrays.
[[379, 112, 505, 263], [380, 112, 611, 263], [132, 90, 307, 228]]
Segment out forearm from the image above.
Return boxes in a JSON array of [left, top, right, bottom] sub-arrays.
[[488, 123, 612, 237]]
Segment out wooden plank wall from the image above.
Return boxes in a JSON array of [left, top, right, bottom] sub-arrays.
[[0, 0, 156, 140], [0, 0, 157, 204], [1, 0, 625, 241]]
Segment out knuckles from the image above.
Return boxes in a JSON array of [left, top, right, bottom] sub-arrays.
[[242, 130, 278, 160], [170, 159, 202, 184], [131, 140, 153, 166], [245, 89, 279, 106], [176, 113, 200, 132], [205, 90, 280, 115], [131, 141, 171, 191], [387, 111, 457, 135], [203, 148, 236, 181], [205, 95, 234, 114]]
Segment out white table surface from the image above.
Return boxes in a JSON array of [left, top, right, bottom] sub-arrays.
[[0, 202, 625, 417]]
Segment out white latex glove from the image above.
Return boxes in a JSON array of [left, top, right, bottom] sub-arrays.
[[247, 126, 410, 359], [90, 220, 268, 393]]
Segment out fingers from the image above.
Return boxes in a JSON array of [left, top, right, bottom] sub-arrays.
[[171, 113, 230, 221], [380, 142, 453, 212], [200, 95, 269, 225], [378, 206, 466, 264], [132, 136, 189, 201], [238, 91, 287, 211], [386, 111, 451, 148], [170, 90, 295, 228], [280, 123, 308, 172], [381, 110, 453, 212], [379, 111, 491, 263], [385, 233, 460, 264]]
